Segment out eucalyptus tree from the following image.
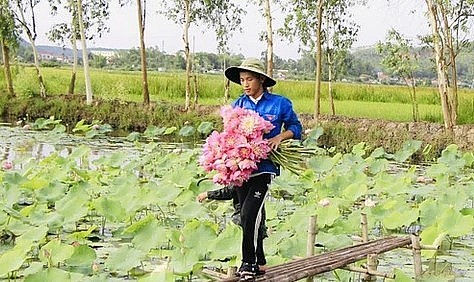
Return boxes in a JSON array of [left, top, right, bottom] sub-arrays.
[[423, 0, 474, 132], [377, 29, 420, 122], [279, 0, 325, 120], [48, 0, 79, 95], [0, 0, 18, 97], [323, 0, 359, 116], [48, 20, 78, 95], [208, 1, 244, 104], [11, 0, 47, 97], [77, 0, 109, 105], [252, 0, 277, 82], [119, 0, 149, 105], [160, 0, 244, 111], [48, 0, 109, 103], [281, 0, 361, 119]]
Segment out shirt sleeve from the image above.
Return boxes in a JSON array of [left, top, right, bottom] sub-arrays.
[[281, 98, 303, 139], [207, 186, 235, 200]]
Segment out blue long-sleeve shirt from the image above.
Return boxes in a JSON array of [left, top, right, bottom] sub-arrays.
[[232, 91, 303, 176]]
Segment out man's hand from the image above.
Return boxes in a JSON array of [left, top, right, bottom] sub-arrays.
[[196, 192, 208, 203], [267, 135, 283, 150], [267, 130, 294, 150]]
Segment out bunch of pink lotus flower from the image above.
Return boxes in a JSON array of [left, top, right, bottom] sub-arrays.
[[199, 106, 275, 186]]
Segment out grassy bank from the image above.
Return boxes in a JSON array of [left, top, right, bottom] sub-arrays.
[[4, 66, 474, 124]]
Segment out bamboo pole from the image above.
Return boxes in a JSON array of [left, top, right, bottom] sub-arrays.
[[306, 215, 317, 282], [361, 213, 368, 243], [360, 213, 374, 281], [227, 266, 236, 278], [218, 236, 412, 282], [343, 266, 395, 279], [364, 254, 378, 281], [411, 234, 423, 278], [202, 268, 228, 280], [351, 235, 364, 243], [421, 244, 439, 250]]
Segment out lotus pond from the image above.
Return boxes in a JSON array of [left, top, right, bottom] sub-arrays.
[[0, 123, 473, 282]]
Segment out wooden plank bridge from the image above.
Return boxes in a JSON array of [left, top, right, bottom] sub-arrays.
[[217, 235, 413, 282]]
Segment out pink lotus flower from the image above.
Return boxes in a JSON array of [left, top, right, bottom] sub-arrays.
[[319, 198, 330, 207], [199, 106, 274, 186], [2, 161, 13, 170]]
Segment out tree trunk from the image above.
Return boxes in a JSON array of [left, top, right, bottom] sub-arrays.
[[425, 0, 454, 132], [314, 0, 324, 120], [224, 78, 230, 103], [327, 51, 335, 116], [69, 39, 78, 95], [264, 0, 274, 92], [1, 39, 14, 97], [27, 34, 47, 97], [411, 80, 419, 122], [404, 75, 419, 122], [77, 0, 93, 105], [223, 54, 230, 103], [69, 11, 78, 95], [193, 73, 199, 107], [15, 0, 46, 97], [183, 0, 192, 111], [441, 6, 458, 125], [137, 0, 150, 106]]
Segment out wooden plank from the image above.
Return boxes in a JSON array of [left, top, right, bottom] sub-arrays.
[[219, 236, 411, 282]]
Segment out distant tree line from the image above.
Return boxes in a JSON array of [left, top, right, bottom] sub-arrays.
[[10, 42, 474, 88]]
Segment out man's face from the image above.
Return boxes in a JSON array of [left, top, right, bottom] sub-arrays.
[[240, 71, 264, 99]]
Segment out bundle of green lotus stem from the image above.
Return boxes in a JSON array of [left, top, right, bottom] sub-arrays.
[[269, 139, 319, 175]]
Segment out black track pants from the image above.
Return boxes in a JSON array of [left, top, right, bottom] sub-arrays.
[[236, 173, 271, 265]]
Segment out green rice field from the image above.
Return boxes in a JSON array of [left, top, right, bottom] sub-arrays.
[[3, 66, 474, 124]]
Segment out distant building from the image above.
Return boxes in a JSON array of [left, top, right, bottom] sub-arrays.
[[90, 50, 117, 59], [275, 69, 289, 80], [38, 51, 72, 63], [376, 71, 389, 83]]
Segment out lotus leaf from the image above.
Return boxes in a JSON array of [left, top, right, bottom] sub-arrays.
[[197, 121, 214, 135], [24, 268, 78, 282], [39, 238, 75, 266], [105, 245, 146, 273], [0, 242, 32, 277], [178, 125, 195, 137]]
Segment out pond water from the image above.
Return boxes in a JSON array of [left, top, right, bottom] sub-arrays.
[[1, 125, 473, 281], [0, 126, 138, 166]]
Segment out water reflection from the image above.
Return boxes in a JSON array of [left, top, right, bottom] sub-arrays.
[[0, 126, 138, 169]]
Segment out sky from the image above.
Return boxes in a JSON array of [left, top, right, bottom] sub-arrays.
[[33, 0, 430, 60]]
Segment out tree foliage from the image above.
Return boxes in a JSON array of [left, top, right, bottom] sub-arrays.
[[0, 0, 18, 97], [323, 0, 360, 115], [377, 29, 420, 121], [423, 0, 474, 130], [279, 0, 361, 118], [160, 0, 244, 110], [11, 0, 47, 97], [48, 0, 110, 46]]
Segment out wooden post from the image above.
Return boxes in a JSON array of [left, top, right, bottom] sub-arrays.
[[227, 266, 236, 278], [306, 215, 317, 282], [361, 213, 368, 243], [364, 254, 378, 281], [360, 213, 377, 281], [411, 233, 423, 278]]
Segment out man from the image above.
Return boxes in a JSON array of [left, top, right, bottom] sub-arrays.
[[224, 57, 302, 281]]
